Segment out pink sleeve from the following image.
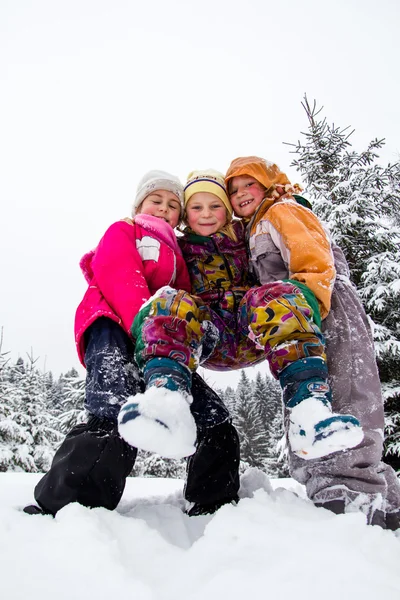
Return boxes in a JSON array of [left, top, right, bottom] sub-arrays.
[[175, 255, 192, 293], [91, 221, 151, 333]]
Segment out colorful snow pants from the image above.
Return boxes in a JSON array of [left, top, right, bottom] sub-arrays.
[[134, 281, 326, 378]]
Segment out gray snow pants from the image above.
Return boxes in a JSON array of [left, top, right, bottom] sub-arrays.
[[289, 264, 400, 518]]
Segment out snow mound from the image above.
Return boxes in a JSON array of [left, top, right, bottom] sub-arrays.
[[1, 470, 400, 600]]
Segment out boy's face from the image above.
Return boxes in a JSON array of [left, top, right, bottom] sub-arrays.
[[138, 190, 181, 228], [228, 175, 265, 218], [186, 192, 228, 236]]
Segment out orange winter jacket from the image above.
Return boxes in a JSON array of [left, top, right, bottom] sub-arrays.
[[248, 197, 336, 319]]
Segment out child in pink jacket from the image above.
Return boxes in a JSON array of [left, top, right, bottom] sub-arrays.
[[24, 170, 240, 517]]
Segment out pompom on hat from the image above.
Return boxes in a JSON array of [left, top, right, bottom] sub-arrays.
[[184, 169, 233, 218], [225, 156, 291, 192], [133, 170, 184, 216]]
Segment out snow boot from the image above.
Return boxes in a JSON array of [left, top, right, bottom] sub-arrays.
[[187, 495, 239, 517], [118, 358, 196, 458], [280, 357, 363, 460], [314, 498, 386, 528], [23, 504, 53, 516], [143, 357, 192, 395], [385, 510, 400, 531]]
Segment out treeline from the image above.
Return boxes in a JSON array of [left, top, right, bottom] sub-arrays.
[[0, 349, 288, 477], [219, 371, 289, 477]]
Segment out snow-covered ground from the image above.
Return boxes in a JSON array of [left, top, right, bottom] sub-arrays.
[[1, 469, 400, 600]]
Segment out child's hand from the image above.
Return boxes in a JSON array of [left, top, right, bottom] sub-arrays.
[[271, 184, 299, 200]]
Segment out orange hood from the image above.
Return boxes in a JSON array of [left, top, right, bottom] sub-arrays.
[[225, 156, 291, 192]]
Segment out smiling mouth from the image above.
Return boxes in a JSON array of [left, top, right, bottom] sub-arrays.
[[239, 199, 253, 208]]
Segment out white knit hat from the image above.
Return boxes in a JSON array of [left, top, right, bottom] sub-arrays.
[[133, 170, 184, 216]]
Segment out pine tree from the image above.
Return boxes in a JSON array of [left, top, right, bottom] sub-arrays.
[[253, 372, 269, 430], [222, 385, 237, 415], [134, 451, 186, 479], [233, 371, 269, 469], [6, 354, 62, 471], [0, 356, 35, 471], [288, 96, 400, 468], [0, 334, 32, 472], [58, 368, 87, 433], [262, 376, 289, 477]]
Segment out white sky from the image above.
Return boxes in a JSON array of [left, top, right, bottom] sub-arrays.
[[1, 0, 399, 387], [2, 471, 400, 600]]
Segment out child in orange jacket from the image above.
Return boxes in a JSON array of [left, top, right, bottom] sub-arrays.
[[225, 155, 400, 528]]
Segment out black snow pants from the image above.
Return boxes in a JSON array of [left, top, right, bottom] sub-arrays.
[[34, 317, 240, 515]]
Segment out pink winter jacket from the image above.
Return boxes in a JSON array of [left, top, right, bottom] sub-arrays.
[[74, 214, 191, 366]]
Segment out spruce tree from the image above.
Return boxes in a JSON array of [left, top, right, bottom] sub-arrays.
[[0, 338, 33, 471], [8, 354, 62, 471], [58, 368, 86, 433], [253, 372, 269, 431], [222, 385, 237, 415], [288, 96, 400, 467], [262, 376, 289, 477], [233, 370, 269, 469], [134, 451, 186, 479]]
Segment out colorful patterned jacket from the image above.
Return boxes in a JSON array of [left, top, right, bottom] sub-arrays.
[[247, 195, 336, 319], [178, 220, 255, 311], [75, 214, 191, 366]]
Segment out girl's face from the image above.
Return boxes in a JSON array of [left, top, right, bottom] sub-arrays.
[[228, 175, 265, 218], [186, 192, 228, 236], [138, 190, 181, 228]]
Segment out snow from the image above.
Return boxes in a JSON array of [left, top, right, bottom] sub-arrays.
[[1, 470, 400, 600]]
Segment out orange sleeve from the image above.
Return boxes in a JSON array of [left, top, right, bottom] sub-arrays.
[[267, 202, 336, 319]]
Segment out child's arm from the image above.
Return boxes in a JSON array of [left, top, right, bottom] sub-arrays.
[[91, 220, 151, 333], [266, 202, 336, 319], [175, 254, 192, 293]]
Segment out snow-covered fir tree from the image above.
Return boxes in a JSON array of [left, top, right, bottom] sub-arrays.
[[57, 368, 87, 433], [0, 340, 188, 477], [221, 385, 237, 415], [232, 370, 270, 469], [253, 372, 269, 431], [133, 451, 186, 479], [263, 376, 289, 477], [0, 334, 31, 471], [287, 96, 400, 468], [10, 353, 63, 471]]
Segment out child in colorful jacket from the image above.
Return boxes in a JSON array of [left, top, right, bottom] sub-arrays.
[[177, 169, 265, 370], [225, 155, 400, 528], [119, 170, 363, 467], [24, 170, 240, 517]]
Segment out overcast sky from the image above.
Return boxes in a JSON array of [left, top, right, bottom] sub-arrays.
[[1, 0, 399, 389]]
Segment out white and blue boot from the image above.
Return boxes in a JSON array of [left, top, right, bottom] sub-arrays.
[[118, 358, 197, 459], [280, 357, 364, 460]]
